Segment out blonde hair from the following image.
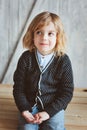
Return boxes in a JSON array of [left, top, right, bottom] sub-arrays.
[[23, 11, 67, 56]]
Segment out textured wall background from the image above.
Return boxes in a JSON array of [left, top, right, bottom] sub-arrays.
[[0, 0, 87, 88]]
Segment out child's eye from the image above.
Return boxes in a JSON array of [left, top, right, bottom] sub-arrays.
[[48, 32, 55, 36], [36, 31, 42, 35]]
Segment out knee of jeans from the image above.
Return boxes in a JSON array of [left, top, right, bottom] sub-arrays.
[[50, 110, 64, 121]]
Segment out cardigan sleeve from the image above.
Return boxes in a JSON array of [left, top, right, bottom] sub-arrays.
[[13, 52, 32, 113], [44, 54, 74, 117]]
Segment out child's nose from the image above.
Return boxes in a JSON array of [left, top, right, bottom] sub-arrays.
[[42, 33, 48, 40]]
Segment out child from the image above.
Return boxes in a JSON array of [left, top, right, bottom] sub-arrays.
[[13, 11, 74, 130]]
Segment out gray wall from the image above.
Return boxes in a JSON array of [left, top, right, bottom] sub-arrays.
[[0, 0, 87, 88]]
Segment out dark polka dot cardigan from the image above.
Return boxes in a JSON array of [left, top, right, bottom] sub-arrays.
[[13, 50, 74, 117]]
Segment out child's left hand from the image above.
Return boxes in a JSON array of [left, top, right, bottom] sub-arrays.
[[33, 111, 50, 124]]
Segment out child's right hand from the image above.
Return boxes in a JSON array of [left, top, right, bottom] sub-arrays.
[[22, 110, 35, 123], [22, 110, 50, 124]]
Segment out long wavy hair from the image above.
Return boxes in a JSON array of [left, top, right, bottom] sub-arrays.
[[23, 11, 67, 56]]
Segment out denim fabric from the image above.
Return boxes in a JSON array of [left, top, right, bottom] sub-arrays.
[[40, 109, 66, 130], [18, 106, 66, 130]]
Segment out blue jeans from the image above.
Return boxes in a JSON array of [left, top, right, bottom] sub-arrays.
[[18, 106, 66, 130]]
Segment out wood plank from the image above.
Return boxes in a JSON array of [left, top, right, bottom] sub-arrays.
[[65, 104, 87, 117], [0, 94, 13, 99], [71, 97, 87, 104], [65, 115, 87, 126], [0, 84, 13, 99], [0, 128, 16, 130], [0, 119, 18, 128], [0, 98, 16, 105], [65, 125, 87, 130], [0, 84, 12, 90], [0, 84, 87, 130], [0, 111, 18, 120], [73, 88, 87, 97], [0, 103, 18, 111]]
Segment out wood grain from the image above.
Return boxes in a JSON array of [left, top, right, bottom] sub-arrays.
[[0, 84, 87, 130]]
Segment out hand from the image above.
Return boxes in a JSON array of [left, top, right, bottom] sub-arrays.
[[34, 111, 50, 124], [22, 111, 35, 123]]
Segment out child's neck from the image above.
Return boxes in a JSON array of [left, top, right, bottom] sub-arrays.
[[37, 50, 54, 56]]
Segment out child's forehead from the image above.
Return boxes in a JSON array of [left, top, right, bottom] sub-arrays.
[[37, 21, 50, 28], [36, 21, 56, 30]]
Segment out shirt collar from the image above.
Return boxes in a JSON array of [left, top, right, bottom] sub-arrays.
[[36, 50, 54, 60]]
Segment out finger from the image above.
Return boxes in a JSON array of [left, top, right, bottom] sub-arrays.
[[37, 120, 43, 124], [25, 116, 35, 123], [34, 114, 39, 120]]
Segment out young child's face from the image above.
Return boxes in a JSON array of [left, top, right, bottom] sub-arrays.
[[34, 22, 57, 55]]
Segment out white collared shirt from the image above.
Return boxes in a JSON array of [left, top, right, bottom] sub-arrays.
[[37, 50, 54, 70]]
